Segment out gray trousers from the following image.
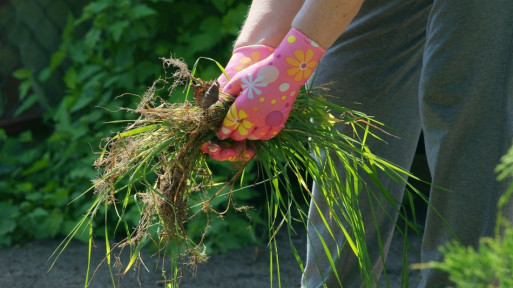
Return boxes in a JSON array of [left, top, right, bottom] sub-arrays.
[[302, 0, 513, 287]]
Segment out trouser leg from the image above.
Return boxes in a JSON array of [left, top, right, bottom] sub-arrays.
[[419, 1, 513, 287], [301, 1, 431, 287]]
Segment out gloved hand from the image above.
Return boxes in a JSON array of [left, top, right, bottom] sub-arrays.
[[201, 140, 255, 162], [202, 28, 325, 161], [217, 45, 275, 89], [219, 28, 325, 141], [201, 45, 273, 162]]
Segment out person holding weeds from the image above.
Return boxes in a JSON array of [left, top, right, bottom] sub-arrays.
[[203, 0, 513, 287]]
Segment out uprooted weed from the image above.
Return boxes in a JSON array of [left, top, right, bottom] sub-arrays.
[[90, 56, 248, 277], [53, 54, 419, 288]]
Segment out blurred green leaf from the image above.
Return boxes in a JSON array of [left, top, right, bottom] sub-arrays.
[[70, 94, 94, 113], [0, 202, 19, 219], [64, 68, 77, 89], [84, 1, 110, 15], [45, 210, 64, 237], [0, 220, 16, 235], [109, 20, 129, 42], [85, 28, 102, 48], [21, 154, 49, 176], [15, 182, 34, 192], [130, 4, 156, 19], [25, 193, 42, 202], [18, 131, 33, 142], [18, 80, 32, 100], [12, 68, 32, 80], [13, 94, 38, 117]]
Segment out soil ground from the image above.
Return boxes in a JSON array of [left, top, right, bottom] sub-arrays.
[[0, 225, 421, 288]]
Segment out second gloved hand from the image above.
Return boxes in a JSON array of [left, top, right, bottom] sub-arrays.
[[219, 28, 326, 141]]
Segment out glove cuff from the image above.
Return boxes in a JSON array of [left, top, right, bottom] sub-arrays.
[[232, 44, 275, 55]]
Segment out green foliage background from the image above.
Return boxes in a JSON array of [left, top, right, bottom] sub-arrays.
[[0, 0, 261, 253]]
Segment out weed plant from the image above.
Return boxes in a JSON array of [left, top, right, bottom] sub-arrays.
[[49, 55, 421, 288]]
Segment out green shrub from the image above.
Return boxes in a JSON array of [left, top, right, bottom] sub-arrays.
[[429, 226, 513, 288], [0, 0, 256, 251], [425, 143, 513, 288]]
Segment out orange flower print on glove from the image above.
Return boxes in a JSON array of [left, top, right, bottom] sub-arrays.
[[219, 28, 326, 141], [286, 49, 318, 82]]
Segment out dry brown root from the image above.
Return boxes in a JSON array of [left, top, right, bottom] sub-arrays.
[[91, 56, 241, 277]]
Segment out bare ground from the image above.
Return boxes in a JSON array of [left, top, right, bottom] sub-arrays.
[[0, 226, 421, 288]]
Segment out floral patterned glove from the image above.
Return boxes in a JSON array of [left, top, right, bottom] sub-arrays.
[[219, 28, 325, 141], [200, 140, 255, 162], [201, 45, 273, 161], [217, 45, 275, 90]]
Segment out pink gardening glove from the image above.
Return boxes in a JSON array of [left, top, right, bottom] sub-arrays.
[[217, 45, 275, 90], [201, 140, 256, 162], [219, 28, 326, 141], [201, 45, 273, 161]]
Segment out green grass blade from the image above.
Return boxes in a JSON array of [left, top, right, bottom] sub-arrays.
[[84, 221, 93, 288], [105, 202, 117, 288]]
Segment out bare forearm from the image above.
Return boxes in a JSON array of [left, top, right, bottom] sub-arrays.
[[293, 0, 364, 48], [235, 0, 364, 49], [234, 0, 304, 48]]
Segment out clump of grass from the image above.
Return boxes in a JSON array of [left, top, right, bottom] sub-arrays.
[[51, 55, 417, 288], [93, 59, 229, 249]]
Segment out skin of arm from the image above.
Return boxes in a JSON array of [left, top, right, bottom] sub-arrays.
[[235, 0, 365, 50], [234, 0, 304, 48]]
